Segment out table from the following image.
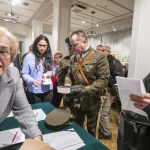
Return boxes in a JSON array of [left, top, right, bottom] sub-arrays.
[[0, 102, 109, 150]]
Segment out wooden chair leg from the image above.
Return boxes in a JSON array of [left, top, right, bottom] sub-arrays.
[[95, 114, 100, 140], [83, 115, 87, 130]]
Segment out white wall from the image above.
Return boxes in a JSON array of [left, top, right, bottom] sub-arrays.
[[128, 0, 150, 80], [0, 20, 32, 55]]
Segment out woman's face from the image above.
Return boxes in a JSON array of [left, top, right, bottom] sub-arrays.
[[37, 40, 48, 56], [54, 55, 60, 65], [0, 35, 11, 76]]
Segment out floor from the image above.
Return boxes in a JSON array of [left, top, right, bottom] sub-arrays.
[[99, 107, 120, 150]]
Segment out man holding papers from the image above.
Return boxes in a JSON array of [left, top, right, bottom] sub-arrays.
[[64, 30, 110, 136], [117, 77, 150, 150], [0, 27, 42, 141]]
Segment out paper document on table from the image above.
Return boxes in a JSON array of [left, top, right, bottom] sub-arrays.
[[6, 109, 46, 121], [116, 77, 147, 116], [0, 128, 25, 149], [33, 109, 46, 121], [43, 128, 85, 150], [61, 143, 85, 150], [7, 111, 13, 118]]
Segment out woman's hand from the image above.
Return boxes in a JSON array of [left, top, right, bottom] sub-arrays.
[[46, 71, 53, 78], [32, 80, 41, 87], [34, 135, 42, 141], [130, 93, 150, 109]]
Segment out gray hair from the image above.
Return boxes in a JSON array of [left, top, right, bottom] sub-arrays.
[[70, 30, 87, 41], [103, 46, 111, 52], [0, 27, 19, 62]]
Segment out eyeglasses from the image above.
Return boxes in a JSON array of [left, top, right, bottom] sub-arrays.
[[37, 44, 48, 48], [101, 50, 108, 52], [0, 50, 13, 59]]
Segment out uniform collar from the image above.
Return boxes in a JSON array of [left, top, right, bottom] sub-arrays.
[[81, 45, 93, 58]]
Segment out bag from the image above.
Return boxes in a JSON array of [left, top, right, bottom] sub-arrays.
[[118, 112, 150, 149]]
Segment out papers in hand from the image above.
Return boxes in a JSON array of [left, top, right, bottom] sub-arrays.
[[43, 128, 85, 150], [116, 77, 147, 116], [0, 128, 25, 148], [7, 109, 46, 121]]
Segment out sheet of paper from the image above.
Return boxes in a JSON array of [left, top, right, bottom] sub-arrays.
[[61, 143, 85, 150], [43, 128, 84, 150], [33, 109, 46, 121], [0, 128, 25, 148], [7, 111, 13, 118], [116, 77, 147, 116], [6, 109, 46, 121]]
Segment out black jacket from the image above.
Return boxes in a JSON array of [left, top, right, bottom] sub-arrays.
[[107, 55, 123, 96], [143, 72, 150, 93]]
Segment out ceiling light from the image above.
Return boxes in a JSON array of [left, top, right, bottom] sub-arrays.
[[82, 19, 85, 23], [86, 11, 97, 38], [12, 2, 15, 5], [3, 4, 21, 23], [96, 24, 99, 27], [112, 26, 116, 31]]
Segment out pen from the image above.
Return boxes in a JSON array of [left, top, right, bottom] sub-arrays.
[[35, 113, 38, 117], [60, 129, 76, 132], [12, 131, 18, 142]]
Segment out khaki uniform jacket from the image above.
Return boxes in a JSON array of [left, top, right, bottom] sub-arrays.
[[58, 55, 71, 86], [65, 46, 110, 111]]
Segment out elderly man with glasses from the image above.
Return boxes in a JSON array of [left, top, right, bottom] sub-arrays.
[[98, 45, 123, 139]]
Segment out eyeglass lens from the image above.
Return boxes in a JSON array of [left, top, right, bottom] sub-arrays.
[[0, 50, 12, 59], [38, 44, 48, 48]]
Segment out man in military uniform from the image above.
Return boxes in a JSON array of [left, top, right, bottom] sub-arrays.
[[64, 30, 110, 137], [58, 38, 75, 108]]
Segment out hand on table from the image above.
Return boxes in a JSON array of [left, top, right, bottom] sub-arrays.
[[32, 80, 41, 87], [130, 93, 150, 110], [34, 135, 42, 141], [46, 71, 53, 78]]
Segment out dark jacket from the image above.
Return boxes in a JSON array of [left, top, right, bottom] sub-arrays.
[[143, 72, 150, 93], [107, 55, 123, 96]]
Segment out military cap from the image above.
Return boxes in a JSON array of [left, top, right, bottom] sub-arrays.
[[45, 106, 73, 129], [65, 37, 72, 49]]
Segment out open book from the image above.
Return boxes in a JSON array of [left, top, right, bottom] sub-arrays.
[[116, 77, 149, 126]]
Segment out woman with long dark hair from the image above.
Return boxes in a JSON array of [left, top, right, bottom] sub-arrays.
[[22, 35, 55, 104]]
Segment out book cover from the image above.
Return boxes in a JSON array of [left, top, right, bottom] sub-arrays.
[[57, 85, 82, 94]]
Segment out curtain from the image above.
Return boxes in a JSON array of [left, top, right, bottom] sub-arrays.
[[87, 29, 132, 61]]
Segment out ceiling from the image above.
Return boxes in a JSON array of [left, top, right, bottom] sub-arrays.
[[0, 0, 134, 34]]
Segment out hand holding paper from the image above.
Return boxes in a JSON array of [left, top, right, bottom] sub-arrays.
[[130, 93, 150, 110]]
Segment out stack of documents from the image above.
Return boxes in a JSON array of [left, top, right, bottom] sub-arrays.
[[7, 109, 46, 121], [0, 128, 25, 148], [43, 128, 85, 150]]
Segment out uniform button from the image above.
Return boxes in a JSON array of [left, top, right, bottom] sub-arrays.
[[80, 78, 81, 79]]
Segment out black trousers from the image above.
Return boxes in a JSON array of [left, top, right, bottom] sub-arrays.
[[26, 90, 53, 104]]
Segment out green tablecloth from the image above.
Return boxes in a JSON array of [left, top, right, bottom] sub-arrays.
[[0, 102, 109, 150]]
